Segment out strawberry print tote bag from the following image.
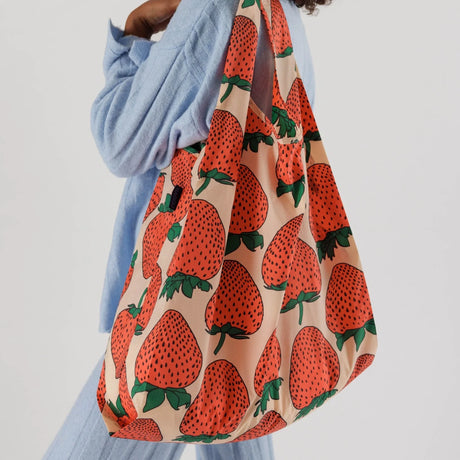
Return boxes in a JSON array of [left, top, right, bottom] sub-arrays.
[[96, 0, 378, 444]]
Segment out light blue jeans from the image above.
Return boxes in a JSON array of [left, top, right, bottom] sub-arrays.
[[42, 352, 275, 459]]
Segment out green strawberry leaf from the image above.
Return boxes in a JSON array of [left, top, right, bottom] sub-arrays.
[[134, 324, 144, 336], [272, 106, 297, 138], [167, 222, 182, 242], [241, 231, 264, 251], [280, 298, 298, 313], [182, 278, 194, 298], [291, 177, 305, 207], [253, 399, 263, 417], [275, 46, 293, 58], [294, 389, 338, 421], [166, 388, 191, 410], [143, 388, 165, 412], [317, 227, 353, 262], [131, 378, 157, 398], [173, 433, 231, 443], [164, 194, 173, 210], [178, 390, 191, 409], [137, 287, 149, 309], [263, 280, 288, 291], [335, 227, 353, 247], [195, 174, 211, 195], [130, 250, 138, 267], [304, 130, 321, 142], [107, 396, 127, 418], [364, 318, 377, 334], [220, 75, 251, 103], [184, 141, 205, 153], [335, 332, 345, 351], [354, 327, 366, 351], [208, 168, 233, 182], [304, 140, 311, 162], [276, 179, 293, 197], [268, 383, 278, 400], [243, 132, 274, 152], [197, 279, 212, 291], [225, 233, 241, 255], [242, 0, 260, 10], [165, 389, 180, 410]]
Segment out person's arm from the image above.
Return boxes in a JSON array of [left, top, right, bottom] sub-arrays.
[[90, 0, 228, 178], [123, 0, 181, 39]]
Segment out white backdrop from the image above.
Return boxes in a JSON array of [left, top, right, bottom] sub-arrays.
[[1, 0, 459, 458]]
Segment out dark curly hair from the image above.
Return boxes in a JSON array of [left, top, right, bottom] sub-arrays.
[[290, 0, 333, 15]]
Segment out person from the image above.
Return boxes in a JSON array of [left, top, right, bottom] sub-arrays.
[[42, 0, 329, 458]]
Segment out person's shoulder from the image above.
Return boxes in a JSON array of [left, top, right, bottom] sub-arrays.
[[157, 0, 239, 49]]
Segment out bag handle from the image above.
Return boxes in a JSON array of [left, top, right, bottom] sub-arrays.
[[194, 0, 303, 203], [218, 0, 301, 141]]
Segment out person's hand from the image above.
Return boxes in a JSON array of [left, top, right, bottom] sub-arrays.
[[123, 0, 182, 39]]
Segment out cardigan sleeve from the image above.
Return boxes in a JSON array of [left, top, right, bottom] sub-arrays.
[[89, 0, 236, 178], [89, 0, 314, 179], [102, 19, 156, 78], [90, 18, 192, 178]]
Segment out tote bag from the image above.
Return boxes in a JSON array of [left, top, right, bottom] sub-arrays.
[[96, 0, 378, 444]]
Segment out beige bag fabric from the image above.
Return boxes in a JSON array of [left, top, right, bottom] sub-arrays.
[[96, 0, 378, 444]]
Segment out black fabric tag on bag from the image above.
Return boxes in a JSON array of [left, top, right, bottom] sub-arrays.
[[169, 185, 183, 210]]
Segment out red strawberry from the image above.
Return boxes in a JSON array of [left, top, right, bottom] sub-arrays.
[[142, 211, 173, 279], [120, 250, 138, 299], [205, 259, 264, 355], [271, 75, 298, 138], [220, 16, 258, 103], [175, 359, 250, 443], [143, 173, 166, 223], [110, 306, 142, 379], [275, 140, 305, 207], [307, 163, 352, 262], [232, 411, 287, 442], [171, 149, 197, 187], [118, 363, 137, 425], [243, 105, 273, 152], [226, 164, 268, 254], [96, 360, 106, 412], [253, 330, 282, 416], [325, 263, 376, 351], [196, 110, 243, 195], [285, 77, 320, 153], [107, 363, 138, 429], [132, 310, 202, 412], [281, 237, 321, 324], [257, 2, 298, 141], [289, 326, 340, 420], [344, 353, 375, 387], [296, 77, 319, 137], [101, 398, 119, 425], [261, 213, 304, 290], [136, 263, 162, 330], [111, 418, 163, 442], [285, 77, 302, 128], [160, 200, 225, 300], [162, 148, 197, 222], [295, 77, 321, 161], [270, 0, 294, 58]]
